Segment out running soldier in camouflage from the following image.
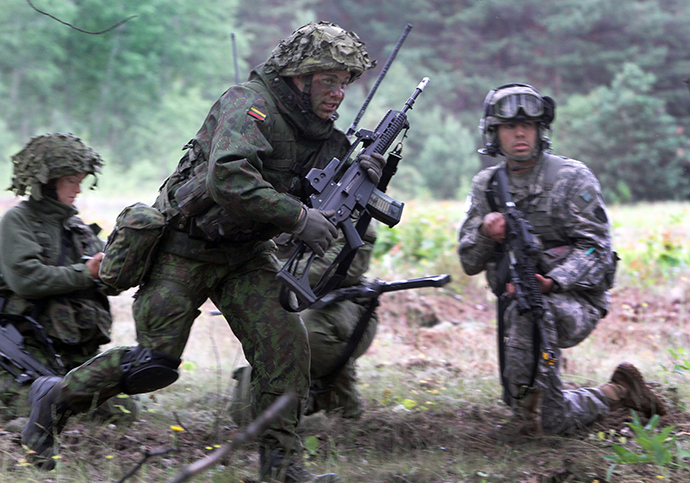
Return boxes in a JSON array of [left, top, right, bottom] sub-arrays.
[[458, 84, 666, 440], [22, 22, 380, 482]]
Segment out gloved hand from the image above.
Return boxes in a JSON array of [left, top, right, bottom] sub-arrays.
[[359, 152, 386, 185], [291, 207, 337, 257]]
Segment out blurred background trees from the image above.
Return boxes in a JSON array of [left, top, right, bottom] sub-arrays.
[[1, 0, 688, 203]]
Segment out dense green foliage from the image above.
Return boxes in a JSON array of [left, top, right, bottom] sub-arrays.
[[1, 0, 689, 202]]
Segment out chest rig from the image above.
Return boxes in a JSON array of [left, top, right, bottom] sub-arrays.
[[487, 154, 567, 251]]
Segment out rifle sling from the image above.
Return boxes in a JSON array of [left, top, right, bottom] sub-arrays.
[[314, 296, 379, 385]]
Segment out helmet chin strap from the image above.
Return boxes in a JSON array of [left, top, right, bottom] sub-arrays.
[[299, 74, 313, 108], [499, 146, 540, 168]]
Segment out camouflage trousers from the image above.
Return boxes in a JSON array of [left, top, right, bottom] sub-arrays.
[[304, 298, 378, 419], [60, 249, 310, 453], [0, 338, 93, 420], [231, 298, 378, 422], [0, 339, 137, 423], [502, 291, 608, 434]]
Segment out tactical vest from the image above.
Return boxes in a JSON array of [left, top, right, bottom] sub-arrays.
[[487, 153, 567, 250], [156, 81, 349, 244]]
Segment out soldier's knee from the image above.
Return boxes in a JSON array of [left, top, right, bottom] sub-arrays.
[[119, 346, 181, 395]]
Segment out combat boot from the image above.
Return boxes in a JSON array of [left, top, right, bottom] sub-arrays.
[[229, 366, 254, 427], [260, 447, 340, 483], [487, 390, 544, 442], [599, 362, 666, 417], [21, 376, 73, 470]]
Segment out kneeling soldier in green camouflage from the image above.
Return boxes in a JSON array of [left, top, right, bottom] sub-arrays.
[[0, 133, 136, 425]]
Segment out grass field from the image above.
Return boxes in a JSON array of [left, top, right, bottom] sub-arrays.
[[0, 197, 688, 482]]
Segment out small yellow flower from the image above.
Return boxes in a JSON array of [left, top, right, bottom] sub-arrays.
[[106, 455, 114, 460], [170, 425, 184, 432]]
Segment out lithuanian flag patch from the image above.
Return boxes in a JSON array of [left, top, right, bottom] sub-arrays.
[[248, 106, 267, 121]]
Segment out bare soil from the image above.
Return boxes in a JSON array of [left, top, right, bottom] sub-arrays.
[[1, 279, 689, 482]]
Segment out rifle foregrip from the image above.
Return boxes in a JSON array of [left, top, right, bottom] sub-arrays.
[[369, 112, 408, 156]]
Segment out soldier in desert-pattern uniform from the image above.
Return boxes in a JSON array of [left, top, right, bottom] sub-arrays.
[[459, 83, 666, 440]]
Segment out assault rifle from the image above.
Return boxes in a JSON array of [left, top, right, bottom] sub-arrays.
[[491, 167, 556, 392], [277, 77, 430, 311], [0, 313, 63, 384]]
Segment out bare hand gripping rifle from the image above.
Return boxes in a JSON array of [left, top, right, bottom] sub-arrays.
[[277, 77, 430, 311], [491, 167, 556, 396]]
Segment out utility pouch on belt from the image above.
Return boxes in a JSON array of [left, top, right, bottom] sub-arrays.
[[99, 203, 167, 290], [174, 161, 215, 217]]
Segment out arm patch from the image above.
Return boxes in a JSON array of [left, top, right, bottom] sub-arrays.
[[574, 187, 595, 210], [247, 106, 267, 122]]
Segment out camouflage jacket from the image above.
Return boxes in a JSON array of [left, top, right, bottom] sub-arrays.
[[458, 153, 616, 316], [0, 196, 111, 347], [155, 62, 350, 252]]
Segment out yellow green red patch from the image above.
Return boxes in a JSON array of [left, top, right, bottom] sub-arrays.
[[248, 107, 267, 121]]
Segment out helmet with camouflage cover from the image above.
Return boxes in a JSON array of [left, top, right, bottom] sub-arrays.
[[9, 132, 104, 199], [478, 83, 555, 160], [266, 21, 375, 83]]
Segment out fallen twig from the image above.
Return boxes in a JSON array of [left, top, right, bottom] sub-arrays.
[[167, 392, 297, 483], [116, 446, 178, 483]]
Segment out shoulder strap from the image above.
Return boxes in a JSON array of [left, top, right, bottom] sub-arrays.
[[540, 154, 567, 192]]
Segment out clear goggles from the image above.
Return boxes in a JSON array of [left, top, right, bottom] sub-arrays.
[[490, 93, 543, 119]]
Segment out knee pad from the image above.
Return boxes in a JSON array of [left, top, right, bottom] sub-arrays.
[[119, 346, 181, 395]]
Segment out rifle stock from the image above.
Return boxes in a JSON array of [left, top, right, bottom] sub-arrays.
[[277, 77, 430, 312]]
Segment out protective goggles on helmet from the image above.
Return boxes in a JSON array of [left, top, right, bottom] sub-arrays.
[[488, 92, 543, 120]]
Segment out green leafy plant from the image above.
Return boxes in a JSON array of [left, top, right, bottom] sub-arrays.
[[304, 436, 319, 456], [668, 348, 690, 375], [604, 412, 675, 481]]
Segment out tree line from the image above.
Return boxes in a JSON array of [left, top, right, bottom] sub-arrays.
[[1, 0, 688, 203]]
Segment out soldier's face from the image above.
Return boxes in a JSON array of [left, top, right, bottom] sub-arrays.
[[294, 70, 350, 120], [56, 173, 86, 206], [497, 121, 538, 161]]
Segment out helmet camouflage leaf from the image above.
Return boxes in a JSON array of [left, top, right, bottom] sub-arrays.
[[267, 21, 376, 82], [9, 132, 104, 197]]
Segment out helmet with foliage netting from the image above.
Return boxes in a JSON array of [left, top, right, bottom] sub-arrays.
[[266, 21, 376, 82], [9, 132, 104, 198]]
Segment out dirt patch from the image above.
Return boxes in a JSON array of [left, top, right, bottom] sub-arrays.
[[1, 277, 689, 482]]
